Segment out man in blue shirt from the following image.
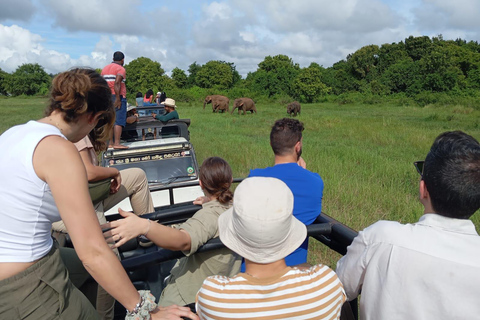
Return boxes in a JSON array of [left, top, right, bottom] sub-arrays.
[[248, 118, 324, 266]]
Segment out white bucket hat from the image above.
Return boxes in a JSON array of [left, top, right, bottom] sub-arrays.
[[218, 177, 307, 264], [164, 98, 176, 108], [126, 103, 136, 112]]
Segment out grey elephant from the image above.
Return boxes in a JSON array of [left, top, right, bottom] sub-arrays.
[[231, 98, 257, 115], [287, 101, 301, 116], [203, 95, 230, 113]]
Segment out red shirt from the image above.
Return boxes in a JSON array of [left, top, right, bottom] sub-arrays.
[[101, 62, 126, 97]]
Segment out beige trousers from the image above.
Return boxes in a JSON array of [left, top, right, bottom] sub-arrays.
[[52, 167, 154, 320], [52, 167, 154, 233]]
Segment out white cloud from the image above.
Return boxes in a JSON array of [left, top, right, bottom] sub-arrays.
[[413, 0, 480, 35], [0, 25, 108, 74], [0, 0, 35, 22], [0, 24, 44, 72], [1, 0, 479, 79], [41, 0, 145, 34]]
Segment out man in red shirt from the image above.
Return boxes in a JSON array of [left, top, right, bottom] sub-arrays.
[[101, 51, 128, 149]]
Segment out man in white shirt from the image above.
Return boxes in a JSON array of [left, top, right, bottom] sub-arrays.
[[336, 130, 480, 320]]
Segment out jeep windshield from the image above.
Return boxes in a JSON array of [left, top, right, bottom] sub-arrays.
[[105, 149, 198, 186]]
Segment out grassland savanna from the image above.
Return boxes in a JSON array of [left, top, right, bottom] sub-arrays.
[[1, 96, 479, 267]]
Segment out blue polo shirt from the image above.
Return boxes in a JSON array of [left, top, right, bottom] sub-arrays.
[[242, 163, 323, 268]]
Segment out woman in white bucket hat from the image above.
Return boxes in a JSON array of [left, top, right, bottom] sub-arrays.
[[196, 177, 346, 320]]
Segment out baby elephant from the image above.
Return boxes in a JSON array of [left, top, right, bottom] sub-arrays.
[[232, 98, 257, 115], [287, 101, 301, 116], [203, 95, 230, 113]]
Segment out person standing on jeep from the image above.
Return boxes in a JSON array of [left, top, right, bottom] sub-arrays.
[[152, 98, 179, 123], [102, 51, 128, 149]]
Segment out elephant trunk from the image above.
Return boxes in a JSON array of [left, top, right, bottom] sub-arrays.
[[203, 101, 206, 109]]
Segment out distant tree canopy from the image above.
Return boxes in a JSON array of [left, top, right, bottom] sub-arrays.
[[3, 63, 51, 96], [124, 57, 166, 94], [0, 68, 8, 96], [247, 54, 300, 97], [2, 35, 480, 102], [171, 67, 188, 89]]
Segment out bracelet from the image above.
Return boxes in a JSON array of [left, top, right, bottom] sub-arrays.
[[143, 219, 151, 237], [125, 290, 157, 320]]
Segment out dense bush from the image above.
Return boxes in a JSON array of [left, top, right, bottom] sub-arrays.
[[3, 63, 51, 96]]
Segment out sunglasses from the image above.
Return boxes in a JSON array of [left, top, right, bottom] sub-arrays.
[[414, 161, 424, 177]]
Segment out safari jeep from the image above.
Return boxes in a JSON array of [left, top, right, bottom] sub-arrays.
[[102, 105, 203, 216], [102, 106, 359, 319]]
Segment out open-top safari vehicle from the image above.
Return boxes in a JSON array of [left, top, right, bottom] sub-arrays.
[[102, 105, 202, 216], [62, 107, 360, 319], [107, 191, 359, 319]]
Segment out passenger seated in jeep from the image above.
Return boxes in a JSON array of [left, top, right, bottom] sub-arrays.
[[102, 157, 241, 308], [121, 104, 139, 140], [152, 98, 179, 123]]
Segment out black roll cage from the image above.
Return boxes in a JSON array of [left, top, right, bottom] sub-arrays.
[[107, 178, 359, 318]]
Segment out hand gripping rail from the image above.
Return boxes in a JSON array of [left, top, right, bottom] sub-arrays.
[[121, 222, 332, 271]]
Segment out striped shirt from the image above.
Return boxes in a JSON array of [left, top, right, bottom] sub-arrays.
[[196, 264, 346, 320], [101, 62, 126, 97]]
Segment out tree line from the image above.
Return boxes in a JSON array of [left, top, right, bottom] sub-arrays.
[[2, 35, 480, 106]]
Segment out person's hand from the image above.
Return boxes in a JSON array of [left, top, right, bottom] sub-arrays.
[[152, 113, 157, 119], [193, 196, 209, 205], [297, 156, 307, 169], [114, 96, 121, 109], [110, 171, 122, 194], [150, 305, 199, 320], [101, 209, 149, 247]]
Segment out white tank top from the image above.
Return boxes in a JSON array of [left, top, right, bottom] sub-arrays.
[[0, 121, 66, 262]]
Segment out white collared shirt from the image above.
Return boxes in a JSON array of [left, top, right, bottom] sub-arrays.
[[336, 213, 480, 320]]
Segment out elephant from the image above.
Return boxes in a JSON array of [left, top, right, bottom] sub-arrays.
[[231, 98, 257, 115], [287, 101, 301, 116], [203, 95, 230, 113]]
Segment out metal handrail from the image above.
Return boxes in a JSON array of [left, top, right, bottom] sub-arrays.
[[121, 222, 332, 270]]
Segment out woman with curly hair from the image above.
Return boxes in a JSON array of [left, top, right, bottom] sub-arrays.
[[0, 68, 197, 320]]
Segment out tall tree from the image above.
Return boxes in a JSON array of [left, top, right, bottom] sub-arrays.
[[347, 45, 380, 80], [292, 64, 330, 103], [124, 57, 165, 95], [4, 63, 51, 96], [250, 54, 300, 97], [187, 62, 201, 87], [0, 68, 8, 95], [196, 61, 233, 89], [405, 36, 432, 61], [171, 67, 188, 89]]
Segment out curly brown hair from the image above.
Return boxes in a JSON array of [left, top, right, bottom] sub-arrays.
[[199, 157, 233, 205], [45, 68, 115, 151]]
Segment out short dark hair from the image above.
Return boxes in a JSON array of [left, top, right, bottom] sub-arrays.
[[113, 51, 125, 61], [423, 131, 480, 219], [270, 118, 304, 156]]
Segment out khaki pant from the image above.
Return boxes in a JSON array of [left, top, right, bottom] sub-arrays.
[[0, 243, 98, 320], [52, 167, 154, 233], [52, 168, 153, 319], [59, 247, 115, 320]]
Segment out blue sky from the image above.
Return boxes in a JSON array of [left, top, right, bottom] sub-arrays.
[[1, 0, 479, 77]]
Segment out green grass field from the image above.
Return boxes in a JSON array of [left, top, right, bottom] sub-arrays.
[[1, 96, 479, 267]]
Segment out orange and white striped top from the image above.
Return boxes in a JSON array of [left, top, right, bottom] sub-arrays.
[[196, 264, 346, 320]]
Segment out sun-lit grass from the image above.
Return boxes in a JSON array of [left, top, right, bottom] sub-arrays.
[[2, 96, 479, 268]]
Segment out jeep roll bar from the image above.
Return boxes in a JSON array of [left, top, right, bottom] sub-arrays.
[[109, 178, 359, 319]]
